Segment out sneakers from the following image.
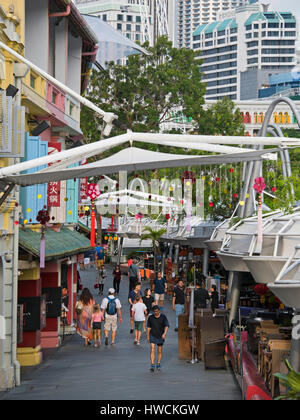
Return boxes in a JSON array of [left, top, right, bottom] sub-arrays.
[[105, 337, 109, 346], [137, 341, 140, 346], [150, 365, 155, 372]]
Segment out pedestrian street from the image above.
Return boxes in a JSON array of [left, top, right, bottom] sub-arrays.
[[0, 266, 241, 401]]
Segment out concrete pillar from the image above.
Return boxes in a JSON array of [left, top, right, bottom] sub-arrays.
[[228, 272, 241, 330], [174, 244, 180, 263], [117, 237, 124, 266], [227, 271, 235, 302], [168, 243, 173, 259], [202, 247, 209, 277]]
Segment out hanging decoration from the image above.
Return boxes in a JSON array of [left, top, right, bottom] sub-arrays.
[[36, 209, 50, 268], [135, 212, 144, 236], [165, 213, 171, 237], [253, 177, 266, 248], [87, 183, 101, 247]]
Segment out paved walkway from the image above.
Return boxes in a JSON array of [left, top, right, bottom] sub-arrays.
[[1, 265, 241, 400]]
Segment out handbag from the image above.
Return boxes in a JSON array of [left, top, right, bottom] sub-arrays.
[[94, 283, 99, 289]]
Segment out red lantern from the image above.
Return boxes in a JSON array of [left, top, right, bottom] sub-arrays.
[[166, 214, 171, 221], [87, 183, 101, 247], [272, 187, 277, 193], [209, 202, 214, 207]]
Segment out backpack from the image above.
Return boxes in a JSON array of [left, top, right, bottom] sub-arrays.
[[106, 296, 117, 315]]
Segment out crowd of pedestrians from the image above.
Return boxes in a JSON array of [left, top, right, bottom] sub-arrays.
[[75, 254, 219, 372]]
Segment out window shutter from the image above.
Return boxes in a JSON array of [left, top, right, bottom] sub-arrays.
[[66, 163, 79, 224], [12, 104, 25, 158], [0, 90, 25, 157], [0, 91, 12, 154], [20, 135, 47, 223]]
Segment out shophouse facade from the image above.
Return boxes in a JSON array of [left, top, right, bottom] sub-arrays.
[[0, 0, 97, 390]]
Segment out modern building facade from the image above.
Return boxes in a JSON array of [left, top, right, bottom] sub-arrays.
[[74, 0, 151, 44], [193, 2, 298, 101], [74, 0, 176, 47], [177, 0, 258, 49]]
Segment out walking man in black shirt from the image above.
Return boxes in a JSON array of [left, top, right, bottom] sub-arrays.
[[172, 279, 185, 332], [147, 306, 169, 372]]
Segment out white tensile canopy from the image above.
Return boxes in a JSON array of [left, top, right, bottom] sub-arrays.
[[2, 145, 279, 187]]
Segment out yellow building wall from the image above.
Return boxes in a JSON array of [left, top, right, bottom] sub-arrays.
[[0, 0, 25, 43]]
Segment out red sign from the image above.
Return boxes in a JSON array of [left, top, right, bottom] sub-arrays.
[[80, 177, 88, 201], [47, 142, 61, 207]]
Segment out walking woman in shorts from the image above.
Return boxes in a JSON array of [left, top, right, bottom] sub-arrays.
[[91, 304, 104, 347]]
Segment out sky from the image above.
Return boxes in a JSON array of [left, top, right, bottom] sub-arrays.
[[268, 0, 300, 16]]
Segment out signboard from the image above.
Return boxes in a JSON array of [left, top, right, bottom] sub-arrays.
[[47, 142, 61, 207], [42, 287, 62, 318], [18, 295, 47, 332]]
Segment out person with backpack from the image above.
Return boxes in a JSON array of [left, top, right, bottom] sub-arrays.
[[101, 288, 122, 346]]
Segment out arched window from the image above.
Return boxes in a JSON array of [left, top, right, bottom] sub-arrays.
[[259, 112, 264, 123], [284, 112, 290, 124], [245, 112, 251, 123], [278, 112, 283, 124]]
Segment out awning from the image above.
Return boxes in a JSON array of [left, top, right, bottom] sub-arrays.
[[82, 15, 150, 69], [4, 146, 280, 187], [19, 227, 93, 261], [123, 238, 153, 249]]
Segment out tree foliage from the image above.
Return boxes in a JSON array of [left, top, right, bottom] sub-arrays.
[[196, 97, 245, 136], [81, 36, 206, 141]]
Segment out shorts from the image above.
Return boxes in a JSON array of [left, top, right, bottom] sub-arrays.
[[149, 334, 165, 347], [92, 322, 102, 330], [104, 315, 118, 332], [155, 293, 165, 302], [134, 321, 144, 331]]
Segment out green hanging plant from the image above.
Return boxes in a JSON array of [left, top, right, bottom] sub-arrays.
[[274, 359, 300, 400]]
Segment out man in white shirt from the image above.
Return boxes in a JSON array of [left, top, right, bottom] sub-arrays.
[[101, 288, 122, 346]]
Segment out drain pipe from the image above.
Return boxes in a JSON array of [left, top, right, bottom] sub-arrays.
[[49, 4, 71, 18]]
